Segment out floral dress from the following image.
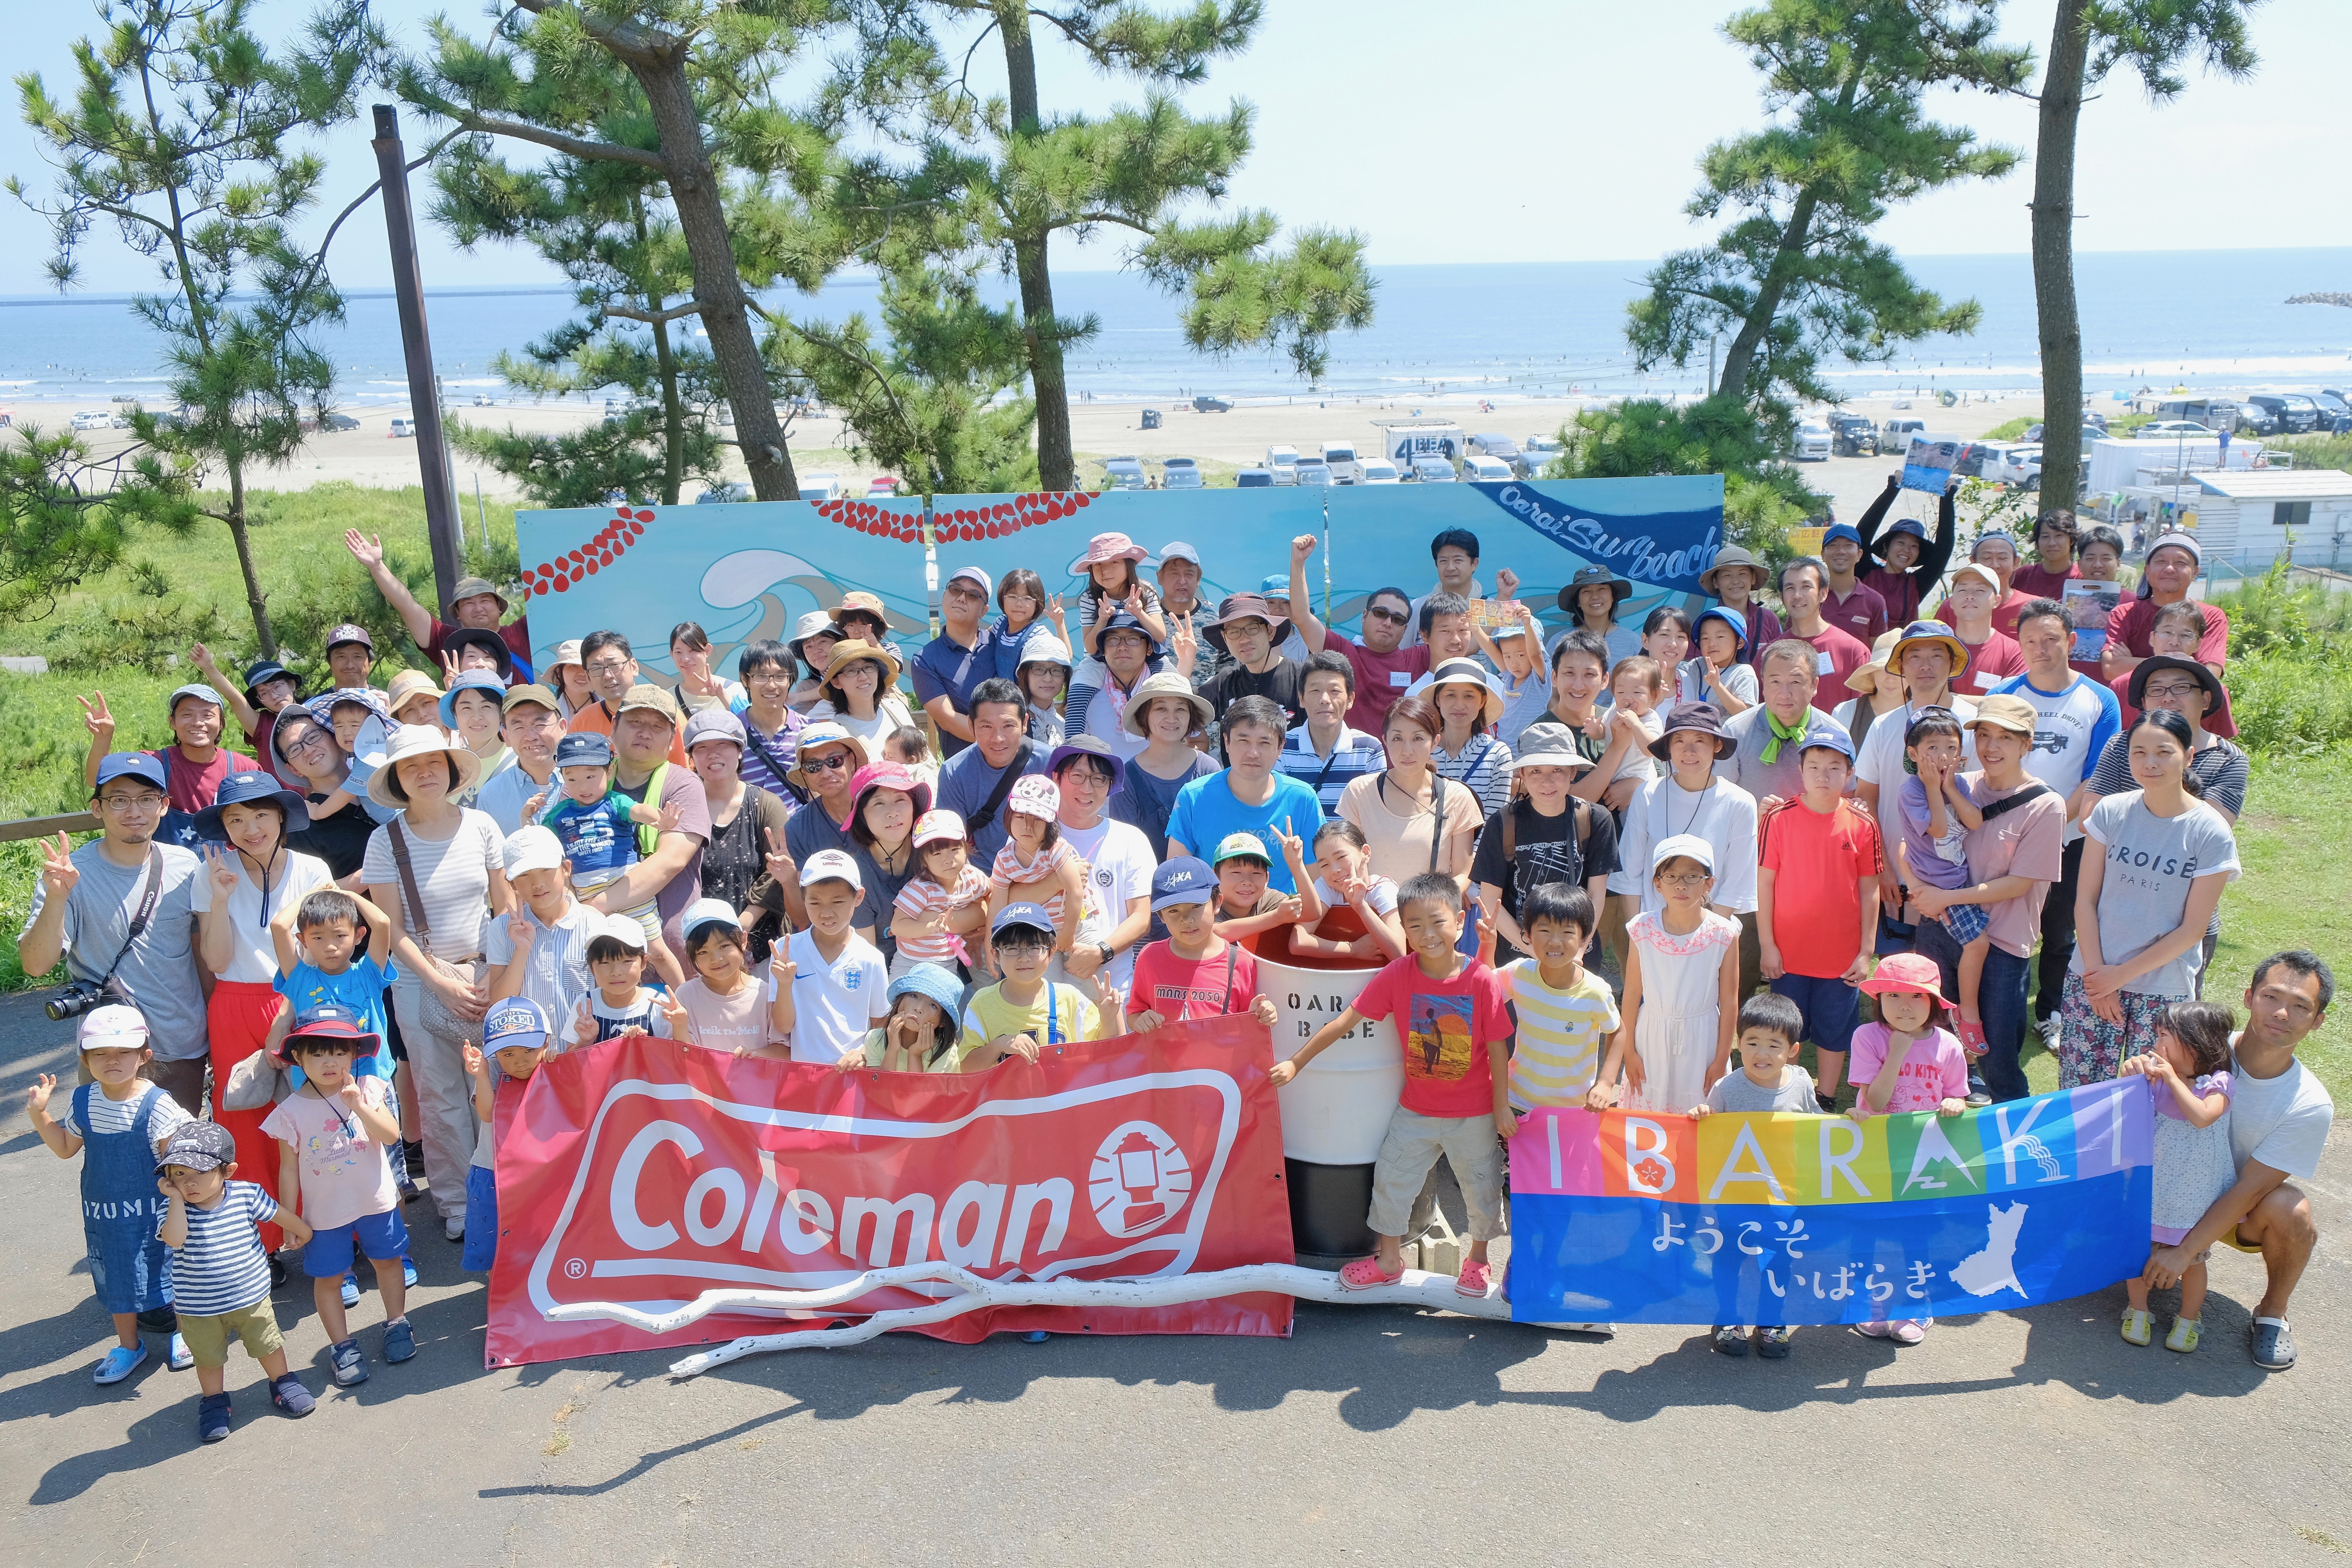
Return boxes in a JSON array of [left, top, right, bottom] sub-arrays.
[[1625, 908, 1740, 1113]]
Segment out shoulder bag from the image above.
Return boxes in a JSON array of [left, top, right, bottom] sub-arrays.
[[386, 817, 485, 1039]]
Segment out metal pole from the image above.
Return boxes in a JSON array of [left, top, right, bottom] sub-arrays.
[[371, 104, 464, 614]]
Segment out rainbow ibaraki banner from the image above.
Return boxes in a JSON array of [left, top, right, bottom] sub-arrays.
[[1506, 1082, 2154, 1325]]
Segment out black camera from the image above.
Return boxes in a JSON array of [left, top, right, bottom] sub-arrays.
[[45, 980, 110, 1023]]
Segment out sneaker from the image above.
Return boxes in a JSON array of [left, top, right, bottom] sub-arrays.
[[2164, 1316, 2202, 1355], [402, 1255, 419, 1289], [197, 1392, 233, 1443], [2251, 1317, 2297, 1371], [267, 1255, 288, 1291], [382, 1318, 417, 1364], [1712, 1325, 1749, 1357], [442, 1214, 466, 1244], [2120, 1307, 2153, 1346], [1454, 1258, 1494, 1298], [398, 1140, 425, 1201], [1964, 1086, 1992, 1109], [271, 1373, 315, 1416], [167, 1332, 192, 1371], [330, 1337, 369, 1387], [92, 1344, 148, 1385], [1755, 1326, 1794, 1359], [340, 1274, 361, 1309]]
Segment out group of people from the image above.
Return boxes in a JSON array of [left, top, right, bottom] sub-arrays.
[[19, 486, 2335, 1439]]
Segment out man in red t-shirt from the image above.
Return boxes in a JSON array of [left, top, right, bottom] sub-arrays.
[[1943, 563, 2028, 697], [1776, 557, 1870, 713], [2011, 510, 2083, 603], [345, 529, 533, 682], [1756, 727, 1882, 1102], [1936, 532, 2032, 639], [1285, 534, 1428, 733], [78, 683, 265, 845], [2101, 531, 2229, 682], [1125, 858, 1276, 1029]]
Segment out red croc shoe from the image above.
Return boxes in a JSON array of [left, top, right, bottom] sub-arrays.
[[1337, 1255, 1406, 1290]]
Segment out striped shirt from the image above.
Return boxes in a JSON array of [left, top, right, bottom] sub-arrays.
[[165, 1181, 279, 1316], [1434, 733, 1515, 819], [731, 705, 805, 800], [1502, 960, 1621, 1109], [893, 865, 989, 965], [1278, 724, 1384, 818]]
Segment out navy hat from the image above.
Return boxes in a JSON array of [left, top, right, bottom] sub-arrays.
[[990, 901, 1057, 939], [441, 625, 515, 679], [192, 769, 312, 839], [1884, 517, 1930, 543], [1822, 522, 1863, 548], [483, 996, 552, 1054], [155, 1121, 238, 1175], [1797, 724, 1855, 762], [1647, 701, 1734, 760], [242, 660, 294, 696], [91, 752, 168, 795], [275, 1001, 380, 1064], [554, 731, 614, 769], [1047, 734, 1124, 793], [1150, 856, 1216, 912], [1556, 564, 1631, 614]]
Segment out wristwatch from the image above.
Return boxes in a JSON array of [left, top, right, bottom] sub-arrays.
[[1096, 941, 1114, 965]]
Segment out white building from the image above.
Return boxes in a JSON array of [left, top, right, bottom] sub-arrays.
[[2158, 469, 2352, 571]]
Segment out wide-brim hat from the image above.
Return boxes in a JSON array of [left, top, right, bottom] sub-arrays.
[[1859, 951, 1945, 999], [192, 769, 313, 840], [1018, 634, 1073, 670], [1503, 721, 1587, 772], [448, 575, 510, 614], [1205, 592, 1279, 631], [366, 724, 485, 810], [820, 637, 903, 687], [1048, 735, 1125, 792], [1416, 659, 1504, 728], [829, 590, 891, 633], [1094, 610, 1166, 662], [1698, 546, 1766, 596], [438, 671, 508, 728], [789, 610, 840, 663], [544, 638, 585, 678], [1067, 531, 1148, 575], [2126, 653, 2226, 713], [886, 963, 965, 1019], [1556, 564, 1631, 614], [1847, 628, 1904, 692], [1122, 671, 1213, 736], [1647, 701, 1734, 760], [1888, 619, 1970, 678], [786, 723, 870, 789], [242, 660, 294, 697], [384, 669, 443, 721], [848, 760, 933, 821], [274, 1005, 381, 1066], [441, 627, 514, 679]]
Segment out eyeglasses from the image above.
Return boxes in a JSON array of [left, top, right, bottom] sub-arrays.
[[285, 730, 337, 757], [2142, 682, 2201, 701], [1002, 591, 1039, 606], [98, 792, 166, 813], [801, 751, 854, 773], [944, 586, 986, 604], [584, 658, 632, 676], [1656, 872, 1711, 887]]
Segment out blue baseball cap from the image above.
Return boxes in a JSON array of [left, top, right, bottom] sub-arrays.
[[1150, 856, 1216, 911], [1692, 605, 1749, 648], [1797, 724, 1854, 761], [91, 752, 168, 794], [484, 996, 552, 1054], [167, 682, 223, 715], [1822, 522, 1863, 548], [886, 963, 964, 1018], [990, 901, 1057, 939], [1258, 573, 1291, 599], [554, 731, 614, 769]]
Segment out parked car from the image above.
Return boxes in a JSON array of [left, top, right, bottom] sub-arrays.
[[1192, 394, 1232, 413], [1462, 454, 1514, 482], [1234, 467, 1275, 488], [1951, 441, 1998, 477], [1830, 412, 1877, 456], [2311, 392, 2352, 432], [70, 410, 109, 431], [1265, 446, 1300, 485], [1139, 408, 1161, 430], [2135, 420, 2215, 440], [800, 470, 842, 500], [1992, 445, 2043, 487], [1101, 457, 1148, 491], [2235, 403, 2277, 436], [389, 418, 412, 438], [1408, 455, 1457, 483], [1318, 441, 1360, 484], [321, 412, 359, 431], [1882, 416, 1929, 448], [1791, 421, 1831, 461], [1468, 433, 1521, 460], [694, 482, 749, 504], [1522, 434, 1565, 459], [1158, 456, 1203, 490], [1356, 458, 1401, 484], [866, 476, 902, 498], [2245, 394, 2316, 434], [1294, 460, 1333, 488]]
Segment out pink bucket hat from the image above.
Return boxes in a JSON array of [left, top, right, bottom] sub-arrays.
[[1067, 531, 1147, 574], [1859, 952, 1946, 999], [1005, 774, 1061, 821], [847, 761, 934, 821]]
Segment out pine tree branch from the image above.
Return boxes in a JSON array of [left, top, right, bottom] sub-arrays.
[[432, 105, 667, 172], [601, 299, 711, 325]]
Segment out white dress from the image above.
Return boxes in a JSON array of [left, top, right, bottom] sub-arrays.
[[1626, 908, 1740, 1113]]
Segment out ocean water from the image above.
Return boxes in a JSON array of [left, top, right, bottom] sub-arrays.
[[4, 249, 2350, 409]]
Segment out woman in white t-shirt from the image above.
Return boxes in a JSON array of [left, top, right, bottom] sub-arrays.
[[360, 726, 507, 1241], [191, 772, 333, 1249], [808, 639, 918, 753]]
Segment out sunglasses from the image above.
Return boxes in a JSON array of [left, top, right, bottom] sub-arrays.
[[801, 752, 854, 773], [1364, 606, 1409, 625]]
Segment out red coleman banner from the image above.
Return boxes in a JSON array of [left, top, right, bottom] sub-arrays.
[[484, 1019, 1296, 1366]]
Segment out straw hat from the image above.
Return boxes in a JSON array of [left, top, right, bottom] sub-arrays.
[[384, 669, 444, 724], [1846, 628, 1905, 692], [1698, 546, 1767, 597], [1887, 619, 1970, 677], [1121, 671, 1213, 737], [820, 637, 904, 687], [785, 722, 869, 789], [366, 723, 484, 810]]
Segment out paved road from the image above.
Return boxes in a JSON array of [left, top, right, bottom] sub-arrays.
[[2, 986, 2346, 1567]]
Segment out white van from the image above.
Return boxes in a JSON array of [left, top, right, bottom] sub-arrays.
[[1265, 446, 1300, 485], [1318, 441, 1359, 484], [1462, 455, 1513, 483], [388, 418, 412, 438]]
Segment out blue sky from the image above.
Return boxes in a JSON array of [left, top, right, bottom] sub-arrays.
[[4, 0, 2346, 296]]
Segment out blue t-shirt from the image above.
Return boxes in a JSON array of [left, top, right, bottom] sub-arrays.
[[911, 628, 998, 758], [1166, 771, 1325, 895], [542, 792, 641, 878], [934, 738, 1053, 866], [275, 953, 395, 1082]]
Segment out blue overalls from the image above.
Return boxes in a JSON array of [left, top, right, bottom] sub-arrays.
[[76, 1084, 176, 1317]]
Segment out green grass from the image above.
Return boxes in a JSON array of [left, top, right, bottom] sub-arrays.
[[2211, 753, 2352, 1098]]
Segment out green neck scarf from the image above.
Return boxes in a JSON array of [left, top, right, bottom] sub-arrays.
[[1760, 708, 1810, 765]]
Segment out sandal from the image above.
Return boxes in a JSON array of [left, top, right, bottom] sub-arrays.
[[1454, 1259, 1494, 1298], [2164, 1317, 2201, 1354], [2121, 1307, 2153, 1347], [1337, 1255, 1406, 1291], [1956, 1016, 1988, 1057]]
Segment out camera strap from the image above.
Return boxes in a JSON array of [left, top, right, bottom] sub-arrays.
[[93, 848, 164, 995]]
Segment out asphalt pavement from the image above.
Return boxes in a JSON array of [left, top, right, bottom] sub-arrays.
[[2, 986, 2347, 1568]]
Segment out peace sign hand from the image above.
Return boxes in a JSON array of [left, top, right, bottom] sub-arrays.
[[1272, 816, 1308, 871], [439, 648, 463, 689], [202, 844, 241, 900], [1045, 593, 1069, 638], [761, 826, 796, 888], [36, 834, 78, 899], [572, 995, 599, 1046], [656, 991, 693, 1040], [77, 691, 115, 744]]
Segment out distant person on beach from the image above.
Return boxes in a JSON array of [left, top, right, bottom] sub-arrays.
[[344, 530, 532, 682], [1856, 474, 1957, 627]]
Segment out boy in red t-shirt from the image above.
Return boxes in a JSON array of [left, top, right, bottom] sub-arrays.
[[1272, 873, 1512, 1298], [1756, 729, 1882, 1108], [1126, 858, 1278, 1030]]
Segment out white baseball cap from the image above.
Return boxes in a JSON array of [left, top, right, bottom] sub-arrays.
[[594, 912, 649, 950], [798, 847, 864, 891], [79, 1003, 150, 1053], [501, 824, 566, 876]]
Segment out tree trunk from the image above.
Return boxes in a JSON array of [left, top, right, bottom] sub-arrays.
[[652, 311, 685, 506], [998, 4, 1074, 491], [1714, 186, 1821, 406], [223, 459, 279, 657], [2031, 0, 2089, 512], [625, 47, 798, 500]]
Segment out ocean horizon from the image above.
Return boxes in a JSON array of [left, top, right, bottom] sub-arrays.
[[5, 249, 2350, 409]]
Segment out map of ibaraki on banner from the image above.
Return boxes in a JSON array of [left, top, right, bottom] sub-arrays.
[[1505, 1080, 2156, 1326]]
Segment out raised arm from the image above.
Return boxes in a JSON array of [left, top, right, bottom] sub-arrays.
[[344, 530, 435, 648], [1855, 474, 1901, 554], [1287, 535, 1332, 651], [188, 644, 262, 737]]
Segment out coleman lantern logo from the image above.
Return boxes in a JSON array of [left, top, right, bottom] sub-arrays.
[[1088, 1121, 1195, 1238]]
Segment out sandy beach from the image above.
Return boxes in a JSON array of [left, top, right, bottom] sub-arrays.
[[1, 385, 2050, 523]]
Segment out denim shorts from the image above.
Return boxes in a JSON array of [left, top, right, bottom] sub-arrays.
[[301, 1207, 411, 1278]]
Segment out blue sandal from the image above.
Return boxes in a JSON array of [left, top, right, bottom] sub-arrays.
[[92, 1344, 148, 1385], [197, 1392, 233, 1443]]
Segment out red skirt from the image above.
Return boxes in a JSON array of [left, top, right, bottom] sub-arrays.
[[208, 980, 288, 1251]]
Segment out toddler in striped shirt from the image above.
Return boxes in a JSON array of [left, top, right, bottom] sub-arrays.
[[891, 810, 992, 977]]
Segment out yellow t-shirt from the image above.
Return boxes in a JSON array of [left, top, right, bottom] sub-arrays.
[[857, 1026, 963, 1073], [957, 982, 1100, 1061]]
